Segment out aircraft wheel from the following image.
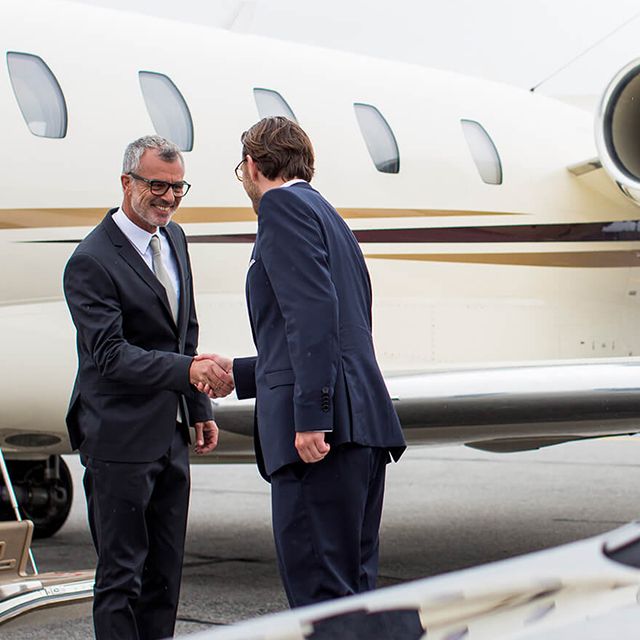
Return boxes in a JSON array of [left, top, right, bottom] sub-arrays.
[[0, 456, 73, 538]]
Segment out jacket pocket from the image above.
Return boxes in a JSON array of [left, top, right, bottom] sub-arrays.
[[265, 369, 295, 388]]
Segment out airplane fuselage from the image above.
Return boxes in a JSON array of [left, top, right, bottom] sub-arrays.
[[2, 0, 640, 463]]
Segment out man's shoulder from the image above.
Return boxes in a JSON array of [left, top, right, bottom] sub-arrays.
[[288, 183, 336, 212], [260, 183, 325, 218], [70, 211, 116, 260], [74, 225, 107, 253]]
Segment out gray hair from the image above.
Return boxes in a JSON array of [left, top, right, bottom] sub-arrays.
[[122, 135, 184, 174]]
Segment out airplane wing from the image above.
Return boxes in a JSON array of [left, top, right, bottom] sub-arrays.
[[210, 358, 640, 458], [178, 520, 640, 639]]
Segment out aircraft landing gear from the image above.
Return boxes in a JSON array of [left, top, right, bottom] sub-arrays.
[[0, 455, 73, 538]]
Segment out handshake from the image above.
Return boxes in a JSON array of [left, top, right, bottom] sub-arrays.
[[189, 353, 234, 398]]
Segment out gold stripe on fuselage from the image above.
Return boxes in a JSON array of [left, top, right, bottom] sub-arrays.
[[0, 207, 520, 230], [0, 207, 255, 229], [366, 251, 640, 268]]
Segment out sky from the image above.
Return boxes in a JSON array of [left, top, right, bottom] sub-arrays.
[[71, 0, 640, 106]]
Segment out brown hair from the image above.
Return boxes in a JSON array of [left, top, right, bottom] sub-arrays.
[[241, 117, 315, 182]]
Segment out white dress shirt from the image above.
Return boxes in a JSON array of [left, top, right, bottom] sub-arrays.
[[112, 208, 184, 423], [112, 208, 181, 303]]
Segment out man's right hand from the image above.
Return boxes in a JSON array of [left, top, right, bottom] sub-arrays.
[[193, 353, 234, 398], [189, 356, 234, 398]]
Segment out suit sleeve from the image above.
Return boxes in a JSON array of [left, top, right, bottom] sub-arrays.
[[258, 188, 339, 431], [179, 228, 214, 424], [63, 251, 193, 393], [233, 356, 257, 399]]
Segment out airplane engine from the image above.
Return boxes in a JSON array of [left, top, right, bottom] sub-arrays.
[[595, 58, 640, 205]]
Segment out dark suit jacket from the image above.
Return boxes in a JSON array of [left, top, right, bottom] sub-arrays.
[[234, 182, 405, 477], [63, 209, 212, 463]]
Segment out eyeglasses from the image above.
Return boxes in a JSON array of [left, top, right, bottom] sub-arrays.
[[234, 160, 245, 182], [128, 172, 191, 197]]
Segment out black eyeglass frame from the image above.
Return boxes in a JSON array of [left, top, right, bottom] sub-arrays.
[[128, 172, 191, 197], [234, 159, 245, 182]]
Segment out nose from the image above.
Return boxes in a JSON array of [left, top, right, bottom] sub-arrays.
[[160, 190, 176, 205]]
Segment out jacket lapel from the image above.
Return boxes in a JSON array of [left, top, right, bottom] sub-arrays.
[[102, 211, 177, 330]]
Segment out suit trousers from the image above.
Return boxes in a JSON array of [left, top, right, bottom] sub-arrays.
[[270, 444, 389, 608], [82, 427, 190, 640]]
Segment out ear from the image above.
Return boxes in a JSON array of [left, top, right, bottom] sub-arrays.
[[245, 156, 261, 182], [120, 174, 131, 192]]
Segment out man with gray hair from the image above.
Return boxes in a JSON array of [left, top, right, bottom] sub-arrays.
[[63, 135, 233, 639]]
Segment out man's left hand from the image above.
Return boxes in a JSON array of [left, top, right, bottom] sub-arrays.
[[194, 420, 219, 455]]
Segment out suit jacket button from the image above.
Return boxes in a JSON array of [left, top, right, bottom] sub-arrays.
[[322, 387, 329, 394]]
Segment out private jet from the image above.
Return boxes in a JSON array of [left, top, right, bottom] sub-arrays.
[[1, 0, 640, 547]]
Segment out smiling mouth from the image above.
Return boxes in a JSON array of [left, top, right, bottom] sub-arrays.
[[152, 204, 174, 213]]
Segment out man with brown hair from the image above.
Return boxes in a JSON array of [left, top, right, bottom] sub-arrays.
[[200, 116, 405, 607]]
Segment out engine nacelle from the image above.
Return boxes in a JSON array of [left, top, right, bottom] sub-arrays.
[[595, 59, 640, 205]]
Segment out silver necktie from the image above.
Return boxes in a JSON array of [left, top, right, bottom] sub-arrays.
[[149, 235, 178, 324]]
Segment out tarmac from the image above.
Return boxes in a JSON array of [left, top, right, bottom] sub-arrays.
[[3, 436, 640, 638]]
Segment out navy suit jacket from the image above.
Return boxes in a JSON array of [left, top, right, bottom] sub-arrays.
[[234, 182, 405, 477], [63, 209, 213, 463]]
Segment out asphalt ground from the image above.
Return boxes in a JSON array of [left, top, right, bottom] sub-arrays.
[[3, 436, 640, 639]]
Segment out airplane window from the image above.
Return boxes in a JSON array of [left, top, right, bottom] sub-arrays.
[[461, 119, 503, 185], [6, 52, 67, 138], [353, 103, 400, 174], [253, 88, 298, 122], [139, 71, 193, 151]]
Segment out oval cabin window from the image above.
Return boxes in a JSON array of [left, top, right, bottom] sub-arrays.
[[253, 88, 298, 122], [461, 119, 503, 185], [139, 71, 194, 152], [7, 52, 68, 138], [353, 103, 400, 174]]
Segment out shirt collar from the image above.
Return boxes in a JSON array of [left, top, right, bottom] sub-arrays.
[[280, 179, 307, 189], [112, 207, 155, 256]]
